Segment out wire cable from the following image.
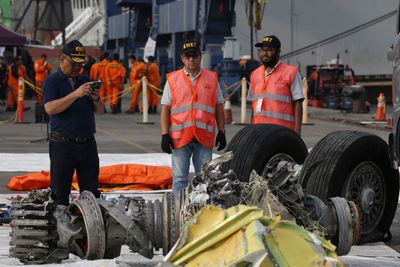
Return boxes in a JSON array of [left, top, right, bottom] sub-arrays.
[[281, 10, 397, 59]]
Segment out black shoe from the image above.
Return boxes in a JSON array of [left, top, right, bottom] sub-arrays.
[[125, 110, 135, 114], [111, 106, 118, 114], [5, 106, 16, 112]]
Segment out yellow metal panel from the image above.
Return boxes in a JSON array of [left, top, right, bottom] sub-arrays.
[[187, 220, 270, 267], [165, 205, 344, 267], [170, 205, 264, 265]]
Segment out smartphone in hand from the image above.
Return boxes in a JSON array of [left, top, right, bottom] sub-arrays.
[[90, 80, 102, 92]]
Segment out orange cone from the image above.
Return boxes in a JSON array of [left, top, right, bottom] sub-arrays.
[[224, 99, 233, 124], [16, 78, 25, 123], [375, 92, 386, 121]]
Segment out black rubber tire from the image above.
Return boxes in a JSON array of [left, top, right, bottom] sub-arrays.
[[300, 131, 400, 243], [103, 245, 122, 259], [221, 124, 308, 182]]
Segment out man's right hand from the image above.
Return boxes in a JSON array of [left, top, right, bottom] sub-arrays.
[[74, 82, 92, 98], [161, 134, 174, 154]]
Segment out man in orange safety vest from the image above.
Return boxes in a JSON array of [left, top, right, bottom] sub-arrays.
[[160, 40, 226, 192], [249, 35, 304, 135]]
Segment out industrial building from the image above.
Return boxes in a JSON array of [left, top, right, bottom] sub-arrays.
[[3, 0, 397, 75]]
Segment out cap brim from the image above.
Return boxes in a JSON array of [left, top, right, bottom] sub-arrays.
[[255, 42, 276, 48], [71, 56, 86, 63], [182, 49, 201, 54]]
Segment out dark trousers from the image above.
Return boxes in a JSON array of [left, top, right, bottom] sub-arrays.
[[0, 83, 6, 100], [49, 138, 100, 206]]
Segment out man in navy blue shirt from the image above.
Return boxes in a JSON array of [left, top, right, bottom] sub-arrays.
[[43, 40, 104, 206]]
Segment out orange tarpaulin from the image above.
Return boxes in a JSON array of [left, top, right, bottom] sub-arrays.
[[7, 164, 172, 191]]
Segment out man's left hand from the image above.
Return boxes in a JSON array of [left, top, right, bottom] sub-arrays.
[[215, 130, 226, 151]]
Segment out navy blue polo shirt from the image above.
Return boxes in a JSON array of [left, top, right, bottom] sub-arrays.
[[43, 68, 95, 138]]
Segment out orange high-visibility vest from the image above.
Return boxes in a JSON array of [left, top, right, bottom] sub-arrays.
[[168, 69, 218, 149], [250, 63, 297, 130]]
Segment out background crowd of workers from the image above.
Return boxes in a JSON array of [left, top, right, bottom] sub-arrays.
[[87, 52, 161, 115], [0, 50, 161, 116]]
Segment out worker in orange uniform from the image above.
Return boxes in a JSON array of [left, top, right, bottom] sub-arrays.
[[105, 53, 126, 114], [89, 56, 100, 81], [160, 40, 226, 192], [248, 35, 304, 135], [147, 56, 161, 114], [97, 52, 109, 105], [127, 57, 147, 113], [126, 55, 138, 113], [34, 54, 52, 104], [6, 56, 27, 112]]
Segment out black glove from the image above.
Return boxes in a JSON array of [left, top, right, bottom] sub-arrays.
[[215, 130, 227, 151], [161, 134, 174, 154]]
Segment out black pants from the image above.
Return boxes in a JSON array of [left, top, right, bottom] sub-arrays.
[[0, 84, 6, 100], [49, 137, 100, 206]]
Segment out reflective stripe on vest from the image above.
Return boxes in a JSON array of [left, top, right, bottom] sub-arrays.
[[168, 69, 218, 149], [171, 103, 215, 115], [253, 92, 291, 103], [169, 121, 215, 133], [258, 111, 294, 122]]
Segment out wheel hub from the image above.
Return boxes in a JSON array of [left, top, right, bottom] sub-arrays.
[[343, 161, 386, 234], [360, 186, 375, 213]]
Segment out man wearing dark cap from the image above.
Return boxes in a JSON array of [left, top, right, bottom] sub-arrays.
[[43, 40, 104, 208], [160, 40, 226, 192], [249, 35, 304, 135]]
